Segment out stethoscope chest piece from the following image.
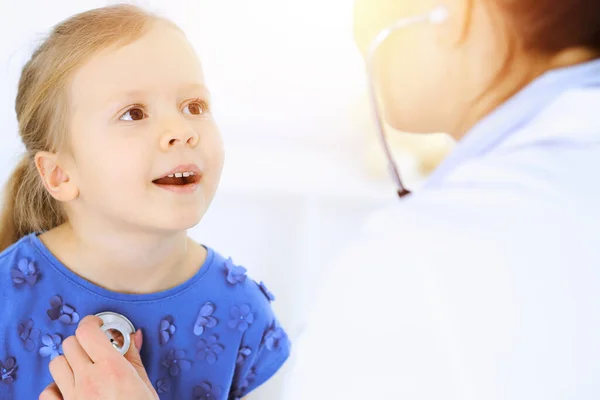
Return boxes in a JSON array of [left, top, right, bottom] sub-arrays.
[[96, 312, 136, 356]]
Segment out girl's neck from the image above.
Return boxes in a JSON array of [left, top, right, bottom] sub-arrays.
[[39, 221, 207, 294]]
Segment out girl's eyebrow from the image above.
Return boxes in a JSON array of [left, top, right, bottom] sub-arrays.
[[181, 83, 212, 99], [103, 83, 212, 107], [102, 89, 149, 108]]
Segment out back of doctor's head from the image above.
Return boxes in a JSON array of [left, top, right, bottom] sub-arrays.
[[0, 5, 174, 252], [353, 0, 600, 135]]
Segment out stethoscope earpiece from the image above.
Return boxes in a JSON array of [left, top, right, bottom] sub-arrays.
[[429, 5, 449, 24]]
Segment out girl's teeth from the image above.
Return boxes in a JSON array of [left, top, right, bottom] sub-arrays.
[[163, 171, 195, 179]]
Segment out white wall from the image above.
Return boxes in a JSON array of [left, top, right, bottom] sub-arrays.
[[0, 1, 415, 397]]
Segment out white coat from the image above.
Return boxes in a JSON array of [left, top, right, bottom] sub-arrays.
[[287, 60, 600, 399]]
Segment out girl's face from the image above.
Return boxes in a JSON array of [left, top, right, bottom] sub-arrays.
[[62, 22, 224, 233]]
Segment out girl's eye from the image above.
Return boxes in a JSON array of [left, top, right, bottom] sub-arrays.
[[120, 107, 146, 121], [183, 100, 208, 116]]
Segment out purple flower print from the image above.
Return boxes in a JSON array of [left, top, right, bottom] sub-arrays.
[[236, 346, 252, 365], [196, 335, 224, 365], [264, 325, 286, 351], [39, 334, 63, 360], [224, 258, 247, 285], [159, 316, 176, 345], [161, 349, 192, 377], [17, 319, 40, 352], [241, 367, 257, 389], [228, 304, 254, 332], [155, 378, 171, 394], [193, 381, 223, 400], [11, 258, 40, 287], [194, 302, 218, 336], [0, 357, 17, 384], [233, 368, 256, 398], [47, 295, 80, 325]]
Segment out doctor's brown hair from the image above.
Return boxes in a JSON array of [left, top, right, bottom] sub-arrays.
[[0, 5, 174, 252], [462, 0, 600, 119], [494, 0, 600, 53]]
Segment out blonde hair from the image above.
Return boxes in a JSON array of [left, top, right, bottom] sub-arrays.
[[0, 4, 170, 252]]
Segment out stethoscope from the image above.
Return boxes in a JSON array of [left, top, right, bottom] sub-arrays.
[[96, 312, 136, 356], [365, 5, 449, 197]]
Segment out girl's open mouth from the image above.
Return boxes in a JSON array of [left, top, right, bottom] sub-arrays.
[[152, 171, 201, 186]]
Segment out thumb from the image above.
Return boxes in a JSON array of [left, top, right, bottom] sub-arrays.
[[124, 329, 154, 390]]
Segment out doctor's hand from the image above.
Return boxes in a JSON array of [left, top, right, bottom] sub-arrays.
[[39, 315, 159, 400]]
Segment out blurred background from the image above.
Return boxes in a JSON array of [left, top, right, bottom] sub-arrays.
[[0, 0, 454, 397]]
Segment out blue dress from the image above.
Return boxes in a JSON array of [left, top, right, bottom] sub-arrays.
[[0, 233, 290, 399]]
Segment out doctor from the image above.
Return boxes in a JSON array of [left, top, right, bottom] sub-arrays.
[[288, 0, 600, 399]]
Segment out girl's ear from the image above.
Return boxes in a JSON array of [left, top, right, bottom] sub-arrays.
[[34, 151, 79, 202]]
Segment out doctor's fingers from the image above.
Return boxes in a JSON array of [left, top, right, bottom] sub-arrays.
[[48, 355, 74, 396], [39, 382, 64, 400]]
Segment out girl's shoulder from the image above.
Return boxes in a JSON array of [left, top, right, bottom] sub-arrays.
[[201, 247, 280, 321], [198, 248, 291, 396], [0, 234, 42, 286]]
